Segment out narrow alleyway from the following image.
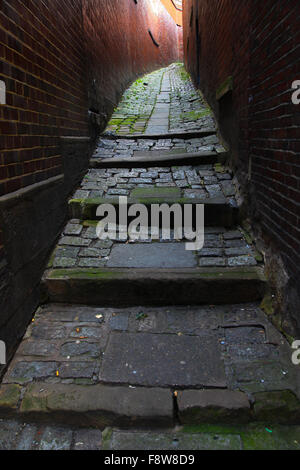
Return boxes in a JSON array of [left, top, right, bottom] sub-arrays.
[[0, 65, 300, 450]]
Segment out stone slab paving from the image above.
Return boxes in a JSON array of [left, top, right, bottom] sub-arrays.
[[100, 331, 226, 388], [0, 418, 102, 450], [106, 244, 198, 268], [71, 164, 236, 203], [101, 425, 300, 450], [1, 304, 299, 414], [103, 427, 242, 450], [1, 420, 300, 450]]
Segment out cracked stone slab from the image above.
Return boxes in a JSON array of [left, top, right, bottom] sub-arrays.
[[100, 331, 226, 388]]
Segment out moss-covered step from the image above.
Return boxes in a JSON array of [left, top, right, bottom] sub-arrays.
[[42, 266, 266, 307], [0, 383, 174, 429], [90, 149, 225, 169], [68, 193, 238, 228], [177, 390, 300, 426]]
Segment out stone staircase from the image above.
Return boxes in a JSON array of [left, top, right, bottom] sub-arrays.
[[0, 64, 299, 450]]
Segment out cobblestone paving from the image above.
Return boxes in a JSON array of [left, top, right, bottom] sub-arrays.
[[105, 69, 165, 136], [49, 224, 260, 269], [93, 135, 224, 161], [104, 64, 216, 136], [72, 164, 236, 201], [169, 65, 215, 132]]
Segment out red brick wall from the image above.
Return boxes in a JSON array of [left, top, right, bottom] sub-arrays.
[[183, 0, 250, 165], [183, 0, 300, 334], [249, 1, 300, 281], [83, 0, 181, 116], [0, 0, 180, 198], [0, 0, 87, 197]]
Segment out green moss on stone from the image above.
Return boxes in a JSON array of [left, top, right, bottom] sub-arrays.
[[131, 187, 181, 199], [47, 249, 57, 269], [254, 251, 264, 263], [102, 427, 113, 450], [48, 268, 121, 280], [20, 388, 48, 413], [214, 163, 226, 174], [0, 384, 22, 410], [260, 293, 275, 316], [82, 220, 99, 227], [181, 424, 241, 435], [253, 390, 300, 424], [241, 424, 300, 450], [182, 109, 211, 121]]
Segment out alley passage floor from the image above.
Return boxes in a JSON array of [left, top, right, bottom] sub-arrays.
[[0, 64, 300, 451]]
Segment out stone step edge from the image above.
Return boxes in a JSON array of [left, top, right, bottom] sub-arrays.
[[1, 384, 300, 429], [68, 196, 237, 226], [102, 128, 218, 140], [90, 150, 226, 169], [42, 266, 266, 306]]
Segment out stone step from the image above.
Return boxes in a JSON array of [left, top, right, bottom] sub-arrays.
[[42, 266, 266, 306], [102, 128, 217, 141], [1, 381, 300, 431], [46, 225, 265, 304], [1, 303, 300, 430], [69, 164, 238, 226], [68, 194, 238, 227], [90, 150, 226, 169]]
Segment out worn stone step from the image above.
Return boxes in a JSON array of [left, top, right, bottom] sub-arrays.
[[46, 225, 265, 303], [102, 128, 217, 141], [68, 195, 237, 227], [69, 164, 238, 226], [90, 150, 226, 169], [42, 266, 266, 306], [1, 303, 300, 430], [4, 382, 299, 430]]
